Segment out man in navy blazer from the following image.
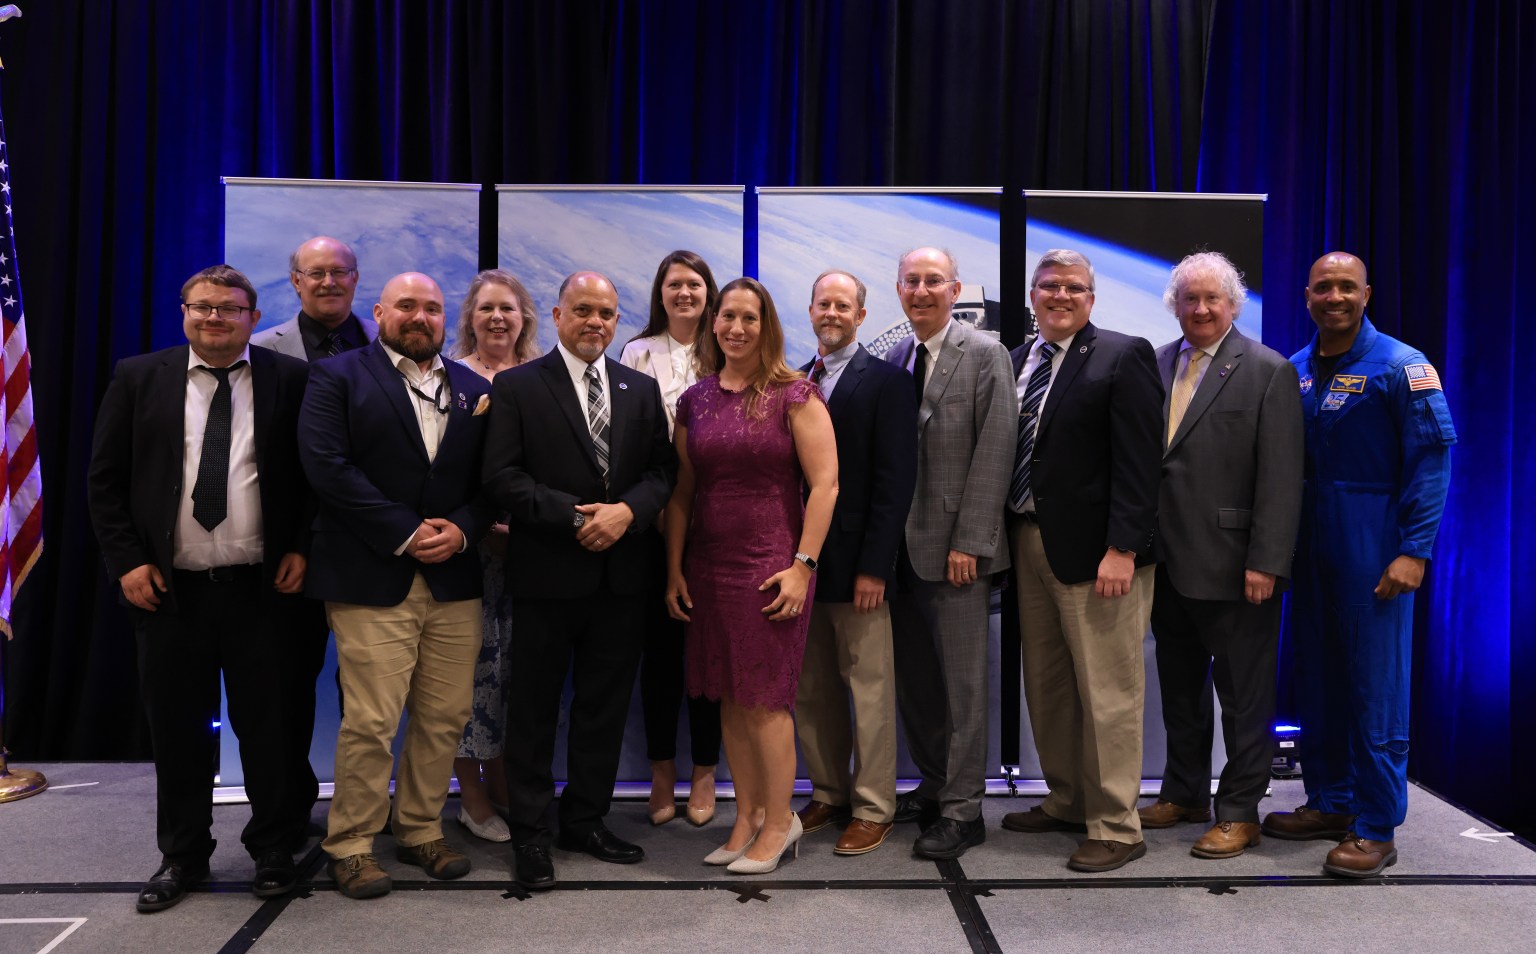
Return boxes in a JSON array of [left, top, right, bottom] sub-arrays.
[[792, 270, 917, 856], [1001, 249, 1163, 873], [88, 265, 314, 911], [482, 271, 676, 890], [298, 272, 495, 899]]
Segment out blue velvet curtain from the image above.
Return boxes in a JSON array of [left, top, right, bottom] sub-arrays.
[[2, 0, 1527, 833]]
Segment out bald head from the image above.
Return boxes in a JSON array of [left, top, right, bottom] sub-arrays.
[[1305, 251, 1372, 351], [896, 247, 962, 341], [290, 235, 360, 328], [554, 271, 620, 362], [374, 272, 446, 365]]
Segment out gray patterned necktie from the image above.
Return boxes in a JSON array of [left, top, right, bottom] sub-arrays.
[[585, 363, 610, 488]]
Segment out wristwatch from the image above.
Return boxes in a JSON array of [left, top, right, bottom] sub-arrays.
[[794, 552, 819, 571], [573, 510, 587, 529]]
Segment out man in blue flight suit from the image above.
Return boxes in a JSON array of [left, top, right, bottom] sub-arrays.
[[1261, 252, 1456, 878]]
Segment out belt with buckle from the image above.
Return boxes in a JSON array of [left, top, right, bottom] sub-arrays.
[[176, 564, 261, 583]]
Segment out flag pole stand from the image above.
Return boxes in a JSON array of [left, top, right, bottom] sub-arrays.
[[0, 637, 47, 803]]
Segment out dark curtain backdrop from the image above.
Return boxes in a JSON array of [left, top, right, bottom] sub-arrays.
[[2, 1, 1528, 834]]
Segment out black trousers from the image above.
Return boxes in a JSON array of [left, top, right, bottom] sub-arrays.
[[502, 593, 645, 846], [1149, 564, 1281, 822], [277, 596, 330, 845], [639, 592, 720, 766], [134, 567, 310, 866]]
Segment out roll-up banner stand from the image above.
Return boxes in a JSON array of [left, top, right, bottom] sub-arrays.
[[217, 178, 481, 792], [1019, 190, 1267, 784], [496, 186, 745, 358]]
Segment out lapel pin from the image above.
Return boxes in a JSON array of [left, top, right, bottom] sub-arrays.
[[618, 382, 629, 390], [1218, 364, 1232, 378], [1079, 345, 1087, 353]]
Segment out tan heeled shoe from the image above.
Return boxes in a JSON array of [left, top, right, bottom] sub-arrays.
[[649, 761, 678, 826], [686, 770, 717, 826]]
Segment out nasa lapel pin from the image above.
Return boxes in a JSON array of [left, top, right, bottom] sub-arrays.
[[456, 392, 468, 410], [1079, 345, 1087, 353], [619, 382, 629, 390], [1218, 363, 1232, 378]]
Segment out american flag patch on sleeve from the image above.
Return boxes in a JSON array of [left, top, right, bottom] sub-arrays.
[[1405, 364, 1442, 391]]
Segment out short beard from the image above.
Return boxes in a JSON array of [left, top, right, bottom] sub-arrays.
[[382, 327, 442, 363]]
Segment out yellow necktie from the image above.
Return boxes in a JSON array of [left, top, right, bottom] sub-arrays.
[[1167, 350, 1207, 447]]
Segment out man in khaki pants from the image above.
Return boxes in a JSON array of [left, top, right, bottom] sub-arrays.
[[298, 272, 496, 898], [1002, 250, 1163, 872], [793, 270, 917, 855]]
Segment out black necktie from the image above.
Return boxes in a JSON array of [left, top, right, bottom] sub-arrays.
[[191, 361, 246, 531], [321, 331, 344, 357], [1009, 342, 1059, 510], [913, 343, 929, 407]]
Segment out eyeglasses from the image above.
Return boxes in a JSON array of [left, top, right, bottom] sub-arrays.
[[899, 277, 958, 291], [183, 303, 252, 319], [1034, 281, 1092, 297], [295, 267, 358, 282]]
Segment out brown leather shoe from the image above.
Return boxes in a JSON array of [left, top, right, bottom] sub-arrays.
[[797, 799, 850, 834], [1001, 806, 1088, 834], [1068, 839, 1147, 872], [1191, 821, 1262, 859], [1138, 799, 1213, 829], [1324, 836, 1397, 878], [329, 853, 392, 899], [395, 838, 471, 880], [833, 819, 893, 856], [1261, 805, 1356, 841]]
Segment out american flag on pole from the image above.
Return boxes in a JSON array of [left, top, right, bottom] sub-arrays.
[[0, 108, 43, 637]]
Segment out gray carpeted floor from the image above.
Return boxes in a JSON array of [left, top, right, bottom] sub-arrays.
[[3, 764, 1534, 953]]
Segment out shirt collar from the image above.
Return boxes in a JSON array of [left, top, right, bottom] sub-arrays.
[[1036, 330, 1077, 359], [916, 318, 951, 358], [380, 340, 445, 382], [1180, 325, 1233, 360], [818, 339, 859, 375], [187, 346, 252, 374], [555, 340, 606, 383]]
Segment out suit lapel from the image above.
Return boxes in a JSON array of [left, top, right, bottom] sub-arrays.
[[361, 342, 431, 462], [436, 360, 478, 459], [248, 347, 276, 469], [916, 322, 965, 430], [540, 351, 602, 474], [604, 357, 632, 473], [826, 346, 869, 419], [1038, 323, 1094, 434], [1167, 330, 1246, 454], [647, 337, 674, 395]]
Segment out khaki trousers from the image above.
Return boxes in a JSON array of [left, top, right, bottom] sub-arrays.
[[1011, 520, 1153, 843], [322, 573, 481, 859], [794, 601, 898, 822]]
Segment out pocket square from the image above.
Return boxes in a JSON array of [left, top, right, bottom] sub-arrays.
[[473, 394, 491, 416]]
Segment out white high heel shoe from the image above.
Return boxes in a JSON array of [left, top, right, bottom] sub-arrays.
[[726, 812, 802, 874]]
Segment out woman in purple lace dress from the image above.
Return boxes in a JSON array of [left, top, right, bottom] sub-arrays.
[[665, 277, 838, 874]]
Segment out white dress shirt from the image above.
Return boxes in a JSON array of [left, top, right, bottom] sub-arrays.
[[175, 347, 263, 570], [556, 340, 611, 439], [382, 342, 452, 556], [1174, 325, 1233, 390], [907, 318, 953, 393], [1010, 331, 1078, 514]]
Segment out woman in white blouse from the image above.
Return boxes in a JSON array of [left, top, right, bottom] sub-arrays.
[[619, 250, 723, 827]]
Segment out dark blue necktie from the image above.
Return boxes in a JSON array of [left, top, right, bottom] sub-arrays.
[[1009, 342, 1059, 511]]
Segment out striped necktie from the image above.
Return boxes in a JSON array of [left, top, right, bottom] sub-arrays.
[[585, 363, 611, 490], [1008, 342, 1059, 511]]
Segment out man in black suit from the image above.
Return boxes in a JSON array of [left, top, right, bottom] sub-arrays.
[[298, 271, 495, 899], [482, 270, 676, 891], [88, 264, 314, 912], [793, 269, 917, 856], [1138, 252, 1303, 858], [1001, 249, 1163, 873]]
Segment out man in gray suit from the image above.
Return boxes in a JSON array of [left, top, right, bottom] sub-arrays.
[[1138, 252, 1303, 858], [251, 235, 379, 361], [881, 247, 1016, 860]]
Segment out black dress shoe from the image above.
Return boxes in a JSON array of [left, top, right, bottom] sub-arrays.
[[913, 817, 986, 860], [136, 861, 207, 913], [555, 825, 645, 864], [252, 851, 297, 898], [513, 844, 557, 891], [893, 791, 941, 825]]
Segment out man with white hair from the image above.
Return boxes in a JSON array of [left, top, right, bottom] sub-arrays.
[[1136, 251, 1303, 860]]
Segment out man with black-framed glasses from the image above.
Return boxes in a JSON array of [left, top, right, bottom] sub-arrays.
[[252, 235, 379, 361], [88, 264, 316, 912]]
